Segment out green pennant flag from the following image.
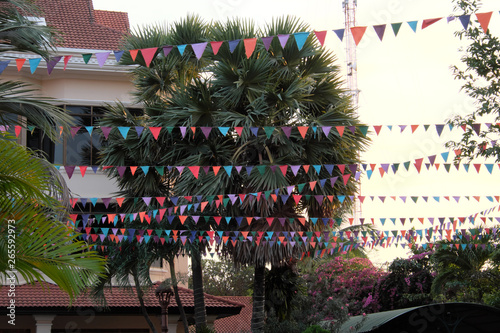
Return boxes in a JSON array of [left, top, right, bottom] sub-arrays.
[[411, 196, 418, 203], [424, 124, 430, 131], [204, 216, 210, 222], [444, 164, 451, 172], [403, 161, 410, 170], [358, 126, 369, 136], [155, 166, 164, 175], [297, 183, 306, 192], [223, 198, 230, 207], [82, 53, 92, 64], [166, 126, 174, 133], [264, 190, 272, 199], [263, 126, 275, 138], [206, 195, 215, 202], [256, 165, 266, 175], [391, 22, 402, 36]]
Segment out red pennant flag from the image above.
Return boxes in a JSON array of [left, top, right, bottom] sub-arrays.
[[129, 49, 139, 61], [189, 166, 200, 179], [303, 165, 310, 173], [210, 41, 223, 55], [422, 18, 442, 29], [79, 166, 87, 177], [14, 126, 21, 138], [373, 125, 382, 135], [16, 58, 25, 71], [156, 197, 166, 206], [476, 12, 493, 33], [335, 126, 345, 137], [297, 126, 309, 138], [279, 165, 288, 175], [141, 47, 158, 67], [309, 181, 317, 191], [314, 30, 327, 46], [213, 166, 220, 176], [411, 124, 419, 133], [414, 158, 423, 173], [235, 127, 243, 136], [244, 38, 257, 58], [266, 217, 274, 226], [337, 164, 346, 174], [342, 174, 351, 185], [350, 26, 367, 46], [63, 55, 72, 70], [149, 127, 161, 140]]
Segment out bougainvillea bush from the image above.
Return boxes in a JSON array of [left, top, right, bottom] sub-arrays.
[[373, 251, 434, 311], [305, 257, 385, 320]]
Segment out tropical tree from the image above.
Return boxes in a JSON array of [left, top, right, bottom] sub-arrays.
[[446, 0, 500, 161], [430, 228, 500, 303], [0, 0, 104, 300], [99, 14, 368, 333]]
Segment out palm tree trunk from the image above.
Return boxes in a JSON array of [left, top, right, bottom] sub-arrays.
[[132, 267, 158, 333], [251, 263, 266, 333], [169, 257, 190, 333], [191, 249, 207, 331]]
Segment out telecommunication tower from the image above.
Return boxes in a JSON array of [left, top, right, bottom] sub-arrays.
[[342, 0, 362, 221]]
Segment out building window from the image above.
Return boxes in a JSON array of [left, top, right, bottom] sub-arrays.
[[27, 105, 143, 165]]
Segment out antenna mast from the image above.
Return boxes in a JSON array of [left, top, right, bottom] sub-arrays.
[[343, 0, 362, 221]]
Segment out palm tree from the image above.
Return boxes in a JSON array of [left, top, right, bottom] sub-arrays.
[[99, 15, 368, 332], [0, 0, 104, 300]]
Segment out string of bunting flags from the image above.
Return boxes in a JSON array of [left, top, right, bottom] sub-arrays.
[[2, 122, 497, 141], [0, 12, 497, 75]]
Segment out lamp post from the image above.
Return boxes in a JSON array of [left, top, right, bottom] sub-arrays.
[[155, 285, 174, 333]]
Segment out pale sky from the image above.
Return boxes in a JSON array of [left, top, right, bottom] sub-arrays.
[[93, 0, 500, 265]]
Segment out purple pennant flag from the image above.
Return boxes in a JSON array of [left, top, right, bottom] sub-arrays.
[[348, 164, 358, 174], [135, 126, 144, 137], [277, 34, 289, 48], [333, 29, 345, 41], [95, 52, 110, 68], [399, 125, 407, 132], [330, 176, 338, 187], [64, 166, 75, 179], [322, 126, 331, 137], [47, 56, 62, 75], [428, 155, 436, 165], [117, 166, 126, 177], [180, 127, 187, 138], [228, 39, 240, 53], [380, 164, 390, 173], [101, 127, 112, 139], [261, 36, 274, 50], [100, 197, 110, 208], [201, 127, 212, 139], [435, 124, 445, 136], [290, 165, 301, 176], [373, 24, 386, 41], [281, 126, 292, 138], [142, 197, 152, 205], [472, 123, 481, 135], [235, 166, 243, 174], [348, 126, 356, 134], [250, 127, 259, 136], [163, 45, 173, 57], [191, 42, 208, 60], [459, 15, 470, 29], [113, 50, 124, 62]]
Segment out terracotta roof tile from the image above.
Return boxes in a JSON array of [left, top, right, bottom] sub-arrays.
[[214, 296, 252, 333], [0, 282, 244, 311], [34, 0, 129, 50]]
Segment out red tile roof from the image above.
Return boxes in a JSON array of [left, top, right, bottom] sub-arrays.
[[214, 296, 252, 333], [34, 0, 129, 50], [0, 282, 245, 313]]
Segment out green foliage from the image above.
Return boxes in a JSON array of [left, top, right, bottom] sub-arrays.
[[446, 0, 500, 161], [265, 262, 304, 320], [188, 258, 253, 296], [301, 325, 330, 333], [373, 252, 434, 311]]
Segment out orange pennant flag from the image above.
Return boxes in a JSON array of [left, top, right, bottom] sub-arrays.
[[140, 47, 158, 67], [129, 49, 139, 61], [16, 58, 25, 71], [314, 30, 327, 46], [297, 126, 309, 138], [213, 166, 220, 176], [116, 197, 125, 207], [350, 26, 367, 46], [244, 38, 257, 58], [476, 12, 493, 33], [130, 166, 137, 175], [179, 216, 188, 225], [335, 126, 345, 137], [149, 127, 161, 140], [411, 124, 419, 133]]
